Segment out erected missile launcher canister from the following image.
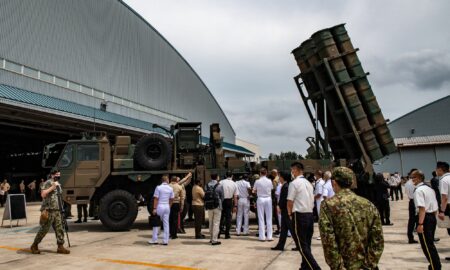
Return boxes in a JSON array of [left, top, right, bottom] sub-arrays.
[[292, 24, 396, 196], [42, 122, 250, 231]]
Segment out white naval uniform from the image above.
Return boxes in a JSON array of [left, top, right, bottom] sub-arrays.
[[314, 178, 325, 216], [322, 179, 335, 199], [236, 179, 251, 235], [151, 183, 174, 244], [440, 172, 450, 202], [275, 182, 282, 227], [254, 176, 273, 241], [414, 183, 438, 214], [405, 179, 415, 200]]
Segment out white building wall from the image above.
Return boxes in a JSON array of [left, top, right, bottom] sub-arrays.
[[235, 138, 260, 163]]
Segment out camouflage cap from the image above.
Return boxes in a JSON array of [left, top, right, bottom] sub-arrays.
[[253, 174, 260, 180], [332, 167, 354, 186]]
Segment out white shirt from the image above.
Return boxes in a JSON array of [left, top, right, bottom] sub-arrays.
[[439, 172, 450, 201], [287, 175, 314, 213], [275, 182, 282, 202], [405, 179, 415, 199], [154, 183, 174, 204], [414, 183, 438, 214], [220, 178, 238, 199], [394, 174, 401, 185], [253, 176, 273, 198], [314, 178, 325, 202], [236, 179, 251, 199], [322, 179, 335, 199], [388, 176, 397, 186]]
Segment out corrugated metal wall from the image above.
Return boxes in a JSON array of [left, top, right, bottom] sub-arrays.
[[0, 0, 235, 141], [388, 96, 450, 138], [374, 145, 450, 176]]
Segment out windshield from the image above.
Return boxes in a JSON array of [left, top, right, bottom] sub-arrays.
[[42, 142, 66, 168], [58, 144, 74, 168]]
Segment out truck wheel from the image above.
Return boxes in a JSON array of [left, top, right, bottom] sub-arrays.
[[99, 190, 138, 231], [134, 133, 172, 170]]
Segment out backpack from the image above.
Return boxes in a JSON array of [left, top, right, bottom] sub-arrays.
[[204, 183, 220, 210]]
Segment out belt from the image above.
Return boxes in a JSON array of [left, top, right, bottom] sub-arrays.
[[425, 212, 436, 215]]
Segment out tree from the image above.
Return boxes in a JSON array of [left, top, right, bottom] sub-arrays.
[[268, 151, 304, 160]]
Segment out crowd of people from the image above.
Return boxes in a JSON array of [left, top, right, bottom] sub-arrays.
[[26, 160, 450, 269], [371, 161, 450, 270], [147, 162, 384, 269], [0, 178, 46, 206]]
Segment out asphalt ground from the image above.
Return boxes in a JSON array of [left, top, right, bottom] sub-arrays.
[[1, 194, 450, 270]]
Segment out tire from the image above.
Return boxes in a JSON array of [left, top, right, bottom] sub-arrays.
[[134, 133, 172, 170], [99, 190, 138, 231]]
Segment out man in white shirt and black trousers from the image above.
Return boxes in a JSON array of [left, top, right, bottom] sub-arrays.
[[287, 162, 321, 270], [436, 161, 450, 261], [411, 169, 441, 270], [219, 171, 238, 239], [405, 168, 419, 244]]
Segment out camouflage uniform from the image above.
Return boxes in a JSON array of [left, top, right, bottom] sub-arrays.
[[33, 179, 65, 245], [319, 167, 384, 270]]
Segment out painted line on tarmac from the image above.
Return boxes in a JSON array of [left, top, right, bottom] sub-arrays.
[[0, 245, 203, 270], [94, 258, 204, 270], [0, 245, 31, 252]]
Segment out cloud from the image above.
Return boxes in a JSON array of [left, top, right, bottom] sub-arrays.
[[394, 50, 450, 90], [373, 49, 450, 91], [123, 0, 450, 156]]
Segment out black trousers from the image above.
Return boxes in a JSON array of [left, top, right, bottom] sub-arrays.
[[397, 185, 403, 200], [376, 199, 391, 224], [0, 192, 7, 207], [445, 205, 450, 236], [170, 203, 180, 238], [407, 199, 417, 241], [292, 212, 321, 270], [220, 199, 233, 237], [29, 190, 36, 201], [418, 213, 441, 270], [274, 209, 293, 249], [390, 187, 399, 201], [77, 204, 88, 221]]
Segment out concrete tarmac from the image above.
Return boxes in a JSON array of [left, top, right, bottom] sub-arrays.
[[1, 198, 449, 270]]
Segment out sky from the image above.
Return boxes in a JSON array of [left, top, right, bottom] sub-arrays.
[[123, 0, 450, 157]]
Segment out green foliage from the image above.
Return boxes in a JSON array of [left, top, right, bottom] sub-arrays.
[[268, 151, 304, 160]]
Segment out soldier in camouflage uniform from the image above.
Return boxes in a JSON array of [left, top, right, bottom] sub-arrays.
[[30, 170, 70, 254], [319, 167, 383, 270]]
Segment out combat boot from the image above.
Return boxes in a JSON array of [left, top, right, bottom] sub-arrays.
[[30, 243, 40, 254], [57, 244, 70, 254]]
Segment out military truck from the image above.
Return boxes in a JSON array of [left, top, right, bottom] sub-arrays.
[[42, 122, 249, 231]]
